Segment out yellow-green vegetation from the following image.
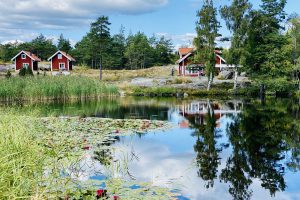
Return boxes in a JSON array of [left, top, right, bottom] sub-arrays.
[[0, 112, 174, 199], [169, 77, 193, 84], [0, 76, 118, 101], [74, 65, 175, 81]]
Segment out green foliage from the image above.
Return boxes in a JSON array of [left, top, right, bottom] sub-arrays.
[[18, 67, 27, 76], [194, 0, 220, 90], [244, 1, 289, 78], [0, 34, 57, 62], [57, 34, 72, 53], [18, 67, 34, 76], [0, 76, 118, 101]]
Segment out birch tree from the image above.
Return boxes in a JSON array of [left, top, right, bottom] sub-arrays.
[[221, 0, 251, 91], [194, 0, 220, 91]]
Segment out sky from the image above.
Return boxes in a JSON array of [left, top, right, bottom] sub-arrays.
[[0, 0, 299, 50]]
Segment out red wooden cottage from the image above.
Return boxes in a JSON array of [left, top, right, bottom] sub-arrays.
[[11, 50, 41, 71], [176, 48, 228, 76], [48, 51, 76, 71]]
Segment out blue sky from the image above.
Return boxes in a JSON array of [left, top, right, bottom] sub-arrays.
[[0, 0, 299, 49]]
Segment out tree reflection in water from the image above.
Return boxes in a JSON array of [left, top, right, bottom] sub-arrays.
[[191, 101, 222, 189], [188, 99, 300, 199]]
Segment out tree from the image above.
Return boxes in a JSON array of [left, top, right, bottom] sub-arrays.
[[30, 34, 57, 60], [221, 0, 251, 91], [244, 0, 289, 79], [288, 14, 300, 89], [124, 32, 152, 69], [155, 36, 174, 65], [90, 16, 111, 80], [109, 26, 127, 69], [57, 34, 72, 53], [194, 0, 220, 91]]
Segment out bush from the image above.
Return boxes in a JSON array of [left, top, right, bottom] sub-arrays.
[[26, 67, 34, 76], [19, 67, 34, 76], [5, 70, 11, 79], [19, 67, 27, 76]]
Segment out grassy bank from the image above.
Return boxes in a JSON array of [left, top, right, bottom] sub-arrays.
[[125, 83, 252, 97], [74, 65, 174, 81], [0, 76, 118, 102]]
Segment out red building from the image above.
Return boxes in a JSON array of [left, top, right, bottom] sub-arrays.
[[48, 51, 76, 71], [11, 50, 41, 71], [176, 48, 227, 76]]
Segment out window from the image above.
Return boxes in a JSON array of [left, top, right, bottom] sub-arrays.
[[22, 63, 29, 69], [21, 54, 26, 59], [58, 53, 62, 59], [59, 63, 65, 70]]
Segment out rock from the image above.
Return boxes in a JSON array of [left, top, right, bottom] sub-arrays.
[[219, 70, 233, 79], [240, 72, 246, 77]]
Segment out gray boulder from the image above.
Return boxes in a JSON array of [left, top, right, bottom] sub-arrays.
[[219, 70, 233, 79]]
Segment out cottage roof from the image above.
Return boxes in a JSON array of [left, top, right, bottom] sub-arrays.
[[11, 50, 41, 62], [176, 52, 193, 64], [178, 48, 194, 56], [48, 50, 76, 62]]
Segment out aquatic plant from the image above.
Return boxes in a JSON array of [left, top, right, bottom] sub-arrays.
[[0, 111, 173, 199]]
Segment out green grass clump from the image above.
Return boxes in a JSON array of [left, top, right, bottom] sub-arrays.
[[0, 114, 45, 199], [0, 76, 118, 102]]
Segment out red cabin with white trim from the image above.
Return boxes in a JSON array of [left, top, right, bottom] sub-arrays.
[[48, 51, 76, 71], [176, 48, 228, 76], [11, 50, 41, 71]]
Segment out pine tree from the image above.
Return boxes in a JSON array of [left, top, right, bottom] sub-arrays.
[[90, 16, 111, 80], [57, 34, 72, 53]]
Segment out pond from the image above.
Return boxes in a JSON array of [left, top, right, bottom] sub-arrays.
[[11, 97, 300, 200]]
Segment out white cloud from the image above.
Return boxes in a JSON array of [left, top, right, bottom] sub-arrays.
[[155, 32, 231, 51], [0, 0, 168, 29], [0, 0, 168, 42]]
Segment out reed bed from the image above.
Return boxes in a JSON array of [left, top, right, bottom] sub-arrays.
[[0, 76, 119, 102]]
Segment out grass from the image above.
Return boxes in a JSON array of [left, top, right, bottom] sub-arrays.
[[73, 65, 175, 81], [0, 114, 45, 199], [0, 76, 118, 102]]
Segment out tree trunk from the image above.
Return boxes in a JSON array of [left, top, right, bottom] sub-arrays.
[[233, 69, 238, 92], [100, 55, 103, 80], [207, 72, 213, 91]]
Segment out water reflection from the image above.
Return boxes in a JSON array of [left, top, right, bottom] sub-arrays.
[[185, 98, 300, 199], [4, 97, 300, 199]]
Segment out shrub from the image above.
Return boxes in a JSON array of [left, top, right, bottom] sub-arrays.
[[19, 67, 27, 76], [5, 70, 11, 79]]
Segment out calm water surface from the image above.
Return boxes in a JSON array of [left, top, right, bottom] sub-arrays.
[[15, 97, 300, 200]]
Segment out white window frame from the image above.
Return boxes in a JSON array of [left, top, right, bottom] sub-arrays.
[[21, 54, 26, 59], [58, 53, 62, 59], [23, 63, 29, 69], [59, 63, 65, 70]]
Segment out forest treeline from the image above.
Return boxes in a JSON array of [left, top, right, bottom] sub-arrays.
[[0, 18, 176, 70]]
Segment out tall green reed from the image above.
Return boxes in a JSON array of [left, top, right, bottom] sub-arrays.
[[0, 76, 118, 102]]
